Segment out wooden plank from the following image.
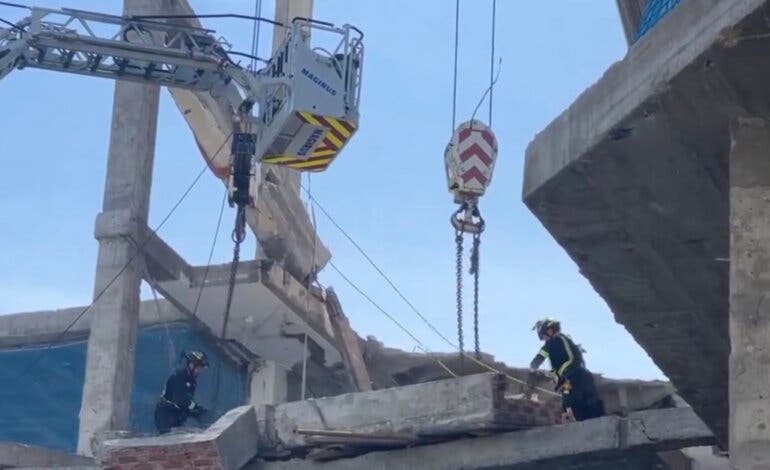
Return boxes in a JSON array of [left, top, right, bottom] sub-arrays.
[[325, 288, 372, 392]]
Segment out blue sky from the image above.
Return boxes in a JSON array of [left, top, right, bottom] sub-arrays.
[[0, 1, 664, 380]]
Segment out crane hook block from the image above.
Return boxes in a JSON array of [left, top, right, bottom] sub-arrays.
[[444, 119, 498, 204]]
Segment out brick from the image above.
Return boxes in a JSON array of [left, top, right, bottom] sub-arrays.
[[148, 453, 169, 462], [131, 464, 154, 470], [119, 455, 141, 464], [193, 459, 216, 467]]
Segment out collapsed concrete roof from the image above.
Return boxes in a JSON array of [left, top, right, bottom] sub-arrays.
[[523, 0, 770, 444]]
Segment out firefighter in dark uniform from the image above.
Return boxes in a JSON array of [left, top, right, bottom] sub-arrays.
[[528, 318, 605, 422], [154, 350, 210, 434]]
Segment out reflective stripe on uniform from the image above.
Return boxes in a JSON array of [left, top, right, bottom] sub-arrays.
[[556, 335, 575, 377], [538, 348, 549, 359]]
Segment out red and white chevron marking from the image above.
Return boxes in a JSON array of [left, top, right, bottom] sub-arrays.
[[452, 120, 498, 193]]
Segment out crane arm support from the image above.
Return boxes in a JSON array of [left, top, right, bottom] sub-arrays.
[[0, 8, 268, 108]]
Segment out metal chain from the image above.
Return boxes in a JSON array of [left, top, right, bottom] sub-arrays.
[[470, 232, 481, 359], [211, 205, 247, 408], [455, 231, 464, 373], [221, 205, 246, 338]]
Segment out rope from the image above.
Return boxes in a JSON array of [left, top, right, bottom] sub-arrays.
[[125, 235, 176, 371], [300, 184, 458, 349], [331, 256, 556, 396], [328, 260, 457, 378], [489, 0, 496, 126], [451, 0, 460, 132], [302, 190, 559, 397], [192, 190, 228, 317], [13, 132, 233, 382], [147, 274, 175, 370]]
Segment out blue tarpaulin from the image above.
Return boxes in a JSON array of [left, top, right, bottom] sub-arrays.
[[635, 0, 683, 41], [0, 324, 247, 453]]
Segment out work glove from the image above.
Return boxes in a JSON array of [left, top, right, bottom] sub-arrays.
[[190, 405, 208, 417]]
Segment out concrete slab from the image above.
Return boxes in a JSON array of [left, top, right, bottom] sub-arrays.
[[256, 373, 558, 457], [252, 407, 714, 470], [523, 0, 770, 444], [360, 337, 676, 415], [141, 228, 342, 370]]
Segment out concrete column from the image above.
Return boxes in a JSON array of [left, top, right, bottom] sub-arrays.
[[76, 0, 163, 455], [729, 117, 770, 468], [249, 360, 288, 406]]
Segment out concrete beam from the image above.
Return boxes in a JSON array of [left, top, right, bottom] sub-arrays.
[[138, 227, 342, 369], [77, 0, 166, 454], [524, 0, 763, 199], [728, 117, 770, 467], [324, 288, 371, 392], [254, 407, 714, 470], [256, 373, 560, 457]]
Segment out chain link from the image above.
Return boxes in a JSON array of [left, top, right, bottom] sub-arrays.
[[221, 205, 246, 338], [455, 231, 464, 373], [470, 232, 481, 359]]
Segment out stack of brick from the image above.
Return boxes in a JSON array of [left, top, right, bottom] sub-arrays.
[[99, 406, 258, 470], [498, 397, 563, 427], [488, 374, 563, 427], [103, 440, 221, 469]]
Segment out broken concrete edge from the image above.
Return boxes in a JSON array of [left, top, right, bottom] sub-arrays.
[[0, 441, 95, 468], [324, 287, 372, 392], [253, 407, 715, 470], [522, 0, 763, 200], [259, 260, 336, 343], [98, 405, 258, 470], [139, 224, 343, 366]]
